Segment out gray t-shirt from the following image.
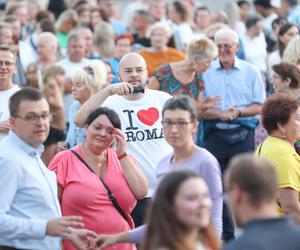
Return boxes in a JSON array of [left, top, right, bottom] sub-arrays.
[[156, 147, 223, 236]]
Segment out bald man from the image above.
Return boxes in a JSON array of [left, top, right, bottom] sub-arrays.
[[74, 52, 172, 226]]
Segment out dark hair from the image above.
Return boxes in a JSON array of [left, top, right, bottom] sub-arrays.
[[272, 62, 300, 88], [0, 44, 16, 58], [245, 15, 262, 29], [162, 95, 197, 122], [85, 107, 121, 129], [262, 93, 298, 134], [278, 23, 298, 57], [9, 87, 44, 116], [172, 1, 189, 22], [142, 170, 219, 250], [134, 9, 151, 22], [225, 153, 278, 206], [253, 0, 272, 8], [284, 0, 298, 7], [194, 6, 211, 23], [237, 0, 250, 7]]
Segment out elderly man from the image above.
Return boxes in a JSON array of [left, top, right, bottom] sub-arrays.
[[223, 154, 300, 250], [75, 52, 172, 226], [0, 88, 95, 250], [201, 28, 266, 241]]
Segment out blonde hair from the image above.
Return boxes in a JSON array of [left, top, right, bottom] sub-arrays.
[[187, 38, 218, 60], [282, 36, 300, 64], [55, 9, 79, 32], [94, 22, 115, 58], [148, 22, 172, 39], [72, 60, 107, 95]]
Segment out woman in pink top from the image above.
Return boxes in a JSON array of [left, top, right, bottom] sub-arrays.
[[49, 107, 148, 250]]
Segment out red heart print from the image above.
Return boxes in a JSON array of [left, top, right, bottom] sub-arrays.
[[137, 107, 159, 126]]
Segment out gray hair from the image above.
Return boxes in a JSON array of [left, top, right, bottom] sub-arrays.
[[214, 28, 239, 44]]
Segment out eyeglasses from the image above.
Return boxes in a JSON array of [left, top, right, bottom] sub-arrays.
[[0, 60, 15, 67], [216, 44, 234, 50], [162, 120, 193, 129], [91, 123, 114, 135], [14, 113, 52, 123]]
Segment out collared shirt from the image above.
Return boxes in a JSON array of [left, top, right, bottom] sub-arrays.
[[203, 57, 266, 129], [0, 131, 61, 250]]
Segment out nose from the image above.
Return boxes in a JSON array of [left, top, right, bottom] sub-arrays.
[[170, 123, 179, 132]]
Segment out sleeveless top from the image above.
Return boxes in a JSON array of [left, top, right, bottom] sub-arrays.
[[152, 63, 204, 99]]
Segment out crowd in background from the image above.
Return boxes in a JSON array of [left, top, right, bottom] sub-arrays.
[[1, 0, 300, 250]]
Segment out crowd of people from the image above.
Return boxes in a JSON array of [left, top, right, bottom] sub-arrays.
[[1, 0, 300, 250]]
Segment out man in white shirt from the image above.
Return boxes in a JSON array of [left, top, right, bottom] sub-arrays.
[[0, 45, 19, 141], [75, 53, 172, 226], [0, 88, 95, 250]]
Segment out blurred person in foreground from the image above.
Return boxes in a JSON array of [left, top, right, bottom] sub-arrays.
[[223, 153, 300, 250]]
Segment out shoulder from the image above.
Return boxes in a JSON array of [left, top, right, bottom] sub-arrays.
[[147, 89, 172, 98]]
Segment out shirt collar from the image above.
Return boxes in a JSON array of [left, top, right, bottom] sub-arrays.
[[9, 131, 44, 157], [212, 57, 241, 71]]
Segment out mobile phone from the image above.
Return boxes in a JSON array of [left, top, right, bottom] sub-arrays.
[[132, 86, 145, 93]]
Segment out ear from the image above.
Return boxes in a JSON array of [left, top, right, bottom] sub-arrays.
[[284, 77, 291, 86], [192, 121, 198, 133], [9, 116, 16, 131], [277, 122, 286, 135]]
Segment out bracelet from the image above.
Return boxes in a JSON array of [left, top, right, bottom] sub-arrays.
[[237, 110, 242, 117], [117, 152, 127, 160]]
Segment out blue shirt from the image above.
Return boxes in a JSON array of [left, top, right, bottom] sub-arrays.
[[203, 57, 265, 111], [287, 5, 300, 30], [0, 131, 61, 250], [107, 57, 120, 83], [66, 101, 86, 148]]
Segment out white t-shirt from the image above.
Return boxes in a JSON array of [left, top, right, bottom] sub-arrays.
[[0, 85, 20, 141], [103, 89, 173, 196]]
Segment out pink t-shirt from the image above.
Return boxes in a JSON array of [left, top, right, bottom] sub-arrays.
[[49, 146, 137, 250]]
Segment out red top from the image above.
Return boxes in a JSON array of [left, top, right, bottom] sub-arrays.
[[49, 145, 137, 250]]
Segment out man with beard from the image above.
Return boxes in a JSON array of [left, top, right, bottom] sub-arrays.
[[74, 52, 172, 227]]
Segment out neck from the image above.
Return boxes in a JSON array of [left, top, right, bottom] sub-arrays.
[[152, 45, 167, 52], [221, 61, 234, 71], [82, 142, 106, 159], [0, 80, 13, 91], [241, 202, 279, 225], [175, 60, 196, 75], [172, 140, 197, 164]]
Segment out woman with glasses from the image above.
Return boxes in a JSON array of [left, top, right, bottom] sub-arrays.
[[66, 60, 107, 148], [49, 107, 148, 250], [90, 95, 222, 249]]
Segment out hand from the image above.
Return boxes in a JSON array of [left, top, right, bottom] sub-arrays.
[[219, 108, 239, 122], [200, 96, 221, 111], [45, 79, 64, 109], [65, 227, 97, 250], [89, 234, 119, 249], [46, 216, 84, 238], [109, 82, 134, 96], [0, 120, 10, 133], [113, 128, 126, 155]]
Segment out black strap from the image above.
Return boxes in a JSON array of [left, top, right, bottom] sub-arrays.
[[258, 142, 264, 156], [70, 149, 132, 228]]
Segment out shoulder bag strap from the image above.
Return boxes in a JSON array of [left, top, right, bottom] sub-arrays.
[[70, 149, 132, 228]]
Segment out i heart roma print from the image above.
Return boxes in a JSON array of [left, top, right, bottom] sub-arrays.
[[137, 107, 159, 126]]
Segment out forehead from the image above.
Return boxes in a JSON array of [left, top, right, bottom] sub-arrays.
[[163, 108, 191, 119], [177, 178, 208, 195], [69, 38, 85, 46], [0, 49, 15, 60], [120, 55, 146, 69], [215, 35, 236, 45], [91, 114, 113, 126], [18, 99, 49, 114]]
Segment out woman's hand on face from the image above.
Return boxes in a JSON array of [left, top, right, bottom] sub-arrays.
[[109, 82, 134, 96], [113, 128, 126, 155]]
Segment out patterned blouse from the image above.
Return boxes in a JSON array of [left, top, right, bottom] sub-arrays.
[[152, 63, 204, 99]]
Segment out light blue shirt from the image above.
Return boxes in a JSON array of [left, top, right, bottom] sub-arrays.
[[203, 58, 266, 129], [0, 131, 62, 250], [66, 101, 86, 148], [287, 5, 300, 30]]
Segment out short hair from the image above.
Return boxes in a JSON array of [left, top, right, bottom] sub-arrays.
[[245, 15, 262, 29], [0, 44, 16, 58], [272, 62, 300, 89], [172, 1, 189, 22], [9, 87, 44, 116], [282, 36, 300, 65], [253, 0, 272, 8], [43, 65, 65, 85], [38, 32, 58, 49], [237, 0, 250, 7], [115, 33, 134, 45], [134, 9, 150, 22], [94, 22, 115, 57], [162, 95, 197, 122], [149, 22, 172, 40], [5, 3, 26, 16], [262, 94, 298, 134], [2, 15, 19, 24], [187, 37, 218, 60], [84, 107, 121, 129], [225, 153, 278, 206], [214, 28, 239, 44], [284, 0, 298, 7], [68, 32, 85, 45]]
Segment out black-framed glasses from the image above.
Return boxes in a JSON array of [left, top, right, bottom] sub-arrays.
[[162, 120, 193, 129], [216, 44, 234, 50], [14, 113, 53, 123]]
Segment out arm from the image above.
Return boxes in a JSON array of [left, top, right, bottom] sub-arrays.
[[74, 83, 133, 128], [114, 128, 148, 199], [238, 103, 262, 117], [148, 76, 160, 90], [279, 188, 300, 224]]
